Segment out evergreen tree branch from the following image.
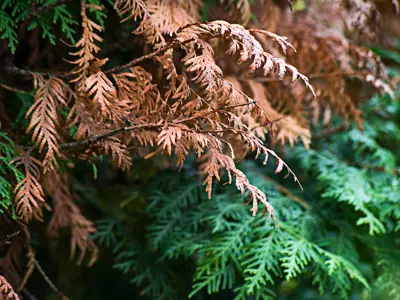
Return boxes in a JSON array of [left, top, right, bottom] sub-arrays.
[[2, 39, 189, 80], [59, 101, 256, 151], [3, 60, 69, 79], [59, 123, 160, 151], [103, 40, 185, 75]]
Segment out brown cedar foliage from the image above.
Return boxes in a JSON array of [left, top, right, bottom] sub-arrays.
[[9, 0, 397, 266], [0, 275, 20, 300], [44, 172, 98, 266]]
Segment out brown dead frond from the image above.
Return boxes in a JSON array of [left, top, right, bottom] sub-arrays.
[[69, 1, 104, 82], [99, 137, 132, 171], [44, 172, 98, 266], [115, 0, 202, 48], [0, 275, 20, 300], [26, 76, 70, 171], [11, 154, 48, 223]]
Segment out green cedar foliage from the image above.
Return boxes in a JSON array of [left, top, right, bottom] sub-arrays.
[[0, 0, 114, 53], [0, 132, 24, 215], [90, 68, 400, 299]]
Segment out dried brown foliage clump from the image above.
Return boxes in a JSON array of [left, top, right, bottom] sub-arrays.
[[5, 0, 397, 269], [43, 172, 98, 266], [0, 275, 20, 300], [12, 154, 48, 223]]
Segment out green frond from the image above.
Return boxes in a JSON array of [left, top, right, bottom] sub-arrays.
[[87, 0, 108, 27], [0, 10, 18, 53], [113, 242, 177, 300], [241, 229, 282, 293], [347, 125, 397, 172], [158, 231, 208, 261], [52, 3, 78, 44], [316, 153, 387, 235], [375, 255, 400, 300], [234, 284, 275, 300], [91, 219, 121, 248], [189, 265, 236, 298], [279, 234, 319, 280], [189, 218, 253, 297], [0, 133, 24, 215]]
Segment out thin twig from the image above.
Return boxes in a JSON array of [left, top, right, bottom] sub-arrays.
[[16, 221, 35, 292], [11, 217, 69, 299], [3, 39, 189, 80], [189, 87, 219, 113], [0, 231, 20, 247], [263, 175, 312, 209], [313, 124, 348, 140], [104, 40, 179, 75], [219, 75, 273, 124], [0, 83, 33, 95], [1, 219, 67, 300], [58, 100, 258, 152], [221, 100, 256, 110], [3, 61, 70, 79], [251, 115, 289, 131], [242, 71, 369, 83], [59, 123, 160, 151], [104, 36, 196, 75], [199, 128, 247, 134], [33, 258, 69, 300], [21, 288, 39, 300]]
